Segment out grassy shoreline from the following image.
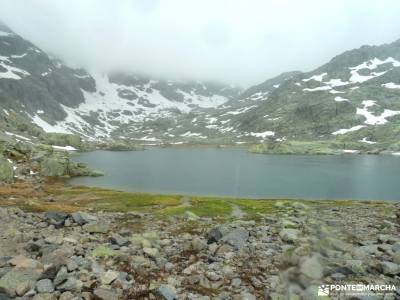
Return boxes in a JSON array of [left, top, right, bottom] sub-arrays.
[[0, 180, 393, 220]]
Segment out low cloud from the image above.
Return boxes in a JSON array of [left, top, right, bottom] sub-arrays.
[[1, 0, 400, 86]]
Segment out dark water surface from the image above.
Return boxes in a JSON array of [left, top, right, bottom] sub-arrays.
[[68, 148, 400, 201]]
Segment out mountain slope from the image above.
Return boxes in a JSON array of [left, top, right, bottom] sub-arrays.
[[1, 20, 400, 152], [223, 39, 400, 152], [0, 22, 241, 142]]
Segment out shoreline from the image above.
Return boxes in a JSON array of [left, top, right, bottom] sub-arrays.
[[0, 181, 399, 299], [0, 136, 399, 299]]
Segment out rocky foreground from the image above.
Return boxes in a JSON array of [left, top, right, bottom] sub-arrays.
[[0, 199, 399, 300]]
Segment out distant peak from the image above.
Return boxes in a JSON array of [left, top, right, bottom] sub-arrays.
[[0, 20, 13, 33]]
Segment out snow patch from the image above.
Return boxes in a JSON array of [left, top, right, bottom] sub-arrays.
[[360, 137, 376, 144], [248, 131, 275, 138], [11, 53, 27, 59], [31, 115, 71, 134], [302, 73, 327, 82], [74, 74, 91, 79], [382, 82, 400, 89], [0, 55, 30, 80], [303, 86, 331, 92], [356, 100, 400, 125], [5, 131, 31, 141], [332, 125, 365, 135], [348, 57, 400, 84], [343, 149, 359, 154], [0, 31, 13, 37], [334, 96, 349, 102], [329, 90, 345, 94], [52, 145, 77, 151]]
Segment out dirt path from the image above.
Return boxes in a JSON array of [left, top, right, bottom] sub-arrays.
[[180, 196, 191, 207], [230, 203, 246, 218]]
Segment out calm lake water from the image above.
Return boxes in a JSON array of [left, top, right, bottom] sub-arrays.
[[69, 148, 400, 201]]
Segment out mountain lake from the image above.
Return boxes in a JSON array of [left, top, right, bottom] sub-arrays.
[[68, 147, 400, 201]]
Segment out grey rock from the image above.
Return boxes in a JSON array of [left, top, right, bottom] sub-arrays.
[[44, 211, 68, 227], [109, 233, 129, 246], [0, 267, 12, 278], [100, 270, 119, 285], [392, 252, 400, 264], [93, 288, 119, 300], [56, 277, 78, 291], [221, 228, 249, 249], [42, 248, 74, 272], [231, 278, 241, 288], [66, 259, 78, 272], [279, 228, 300, 243], [392, 242, 400, 253], [53, 267, 68, 286], [240, 292, 257, 300], [183, 211, 200, 221], [207, 226, 224, 243], [0, 157, 14, 183], [40, 157, 68, 177], [379, 261, 400, 275], [0, 293, 11, 300], [32, 293, 58, 300], [378, 234, 398, 244], [35, 278, 54, 293], [71, 211, 97, 225], [300, 255, 323, 280], [156, 284, 177, 300], [59, 292, 74, 300], [143, 247, 159, 258], [0, 268, 41, 297], [83, 221, 110, 233]]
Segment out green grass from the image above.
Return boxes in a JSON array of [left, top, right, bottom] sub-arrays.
[[31, 183, 373, 220], [157, 196, 232, 218], [230, 199, 286, 218], [88, 190, 181, 211], [91, 245, 115, 258]]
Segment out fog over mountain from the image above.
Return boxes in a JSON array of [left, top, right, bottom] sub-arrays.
[[1, 0, 400, 86]]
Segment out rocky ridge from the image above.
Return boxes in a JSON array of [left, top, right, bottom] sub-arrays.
[[2, 20, 400, 152]]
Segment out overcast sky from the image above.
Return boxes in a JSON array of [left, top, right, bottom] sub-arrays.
[[1, 0, 400, 86]]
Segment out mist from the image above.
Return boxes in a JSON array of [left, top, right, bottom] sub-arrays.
[[1, 0, 400, 86]]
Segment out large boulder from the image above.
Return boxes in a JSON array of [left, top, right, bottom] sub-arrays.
[[40, 156, 68, 177], [71, 211, 98, 225], [0, 268, 42, 297], [68, 161, 104, 177], [83, 221, 110, 234], [279, 228, 301, 243], [45, 211, 68, 227], [156, 284, 177, 300], [220, 228, 249, 249], [206, 226, 228, 244], [0, 157, 14, 183]]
